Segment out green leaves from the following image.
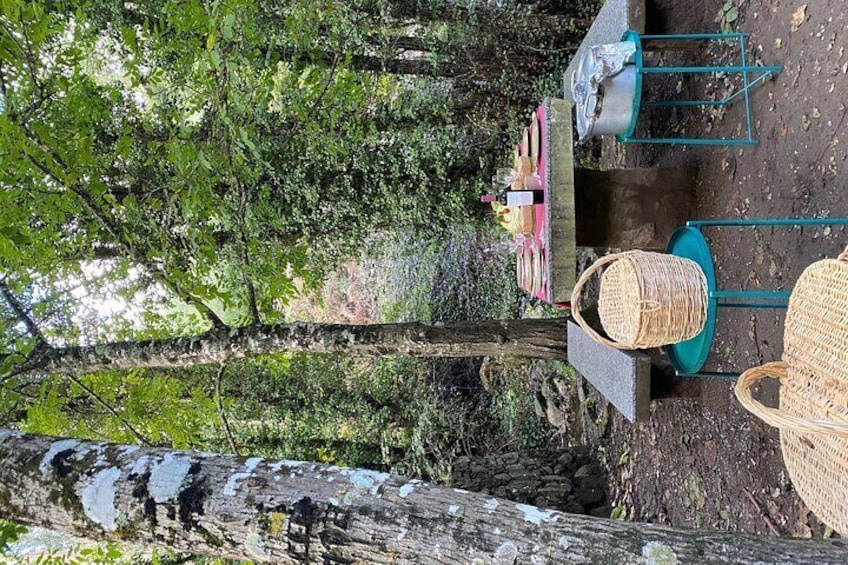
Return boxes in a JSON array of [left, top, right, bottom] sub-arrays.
[[222, 13, 236, 41], [0, 354, 25, 379], [0, 520, 27, 555], [22, 370, 218, 449], [717, 1, 740, 33], [0, 229, 25, 263]]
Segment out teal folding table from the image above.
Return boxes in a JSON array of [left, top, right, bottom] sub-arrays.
[[666, 218, 848, 376], [619, 30, 782, 146]]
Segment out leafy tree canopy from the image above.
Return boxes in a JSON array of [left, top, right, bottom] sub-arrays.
[[0, 0, 493, 347]]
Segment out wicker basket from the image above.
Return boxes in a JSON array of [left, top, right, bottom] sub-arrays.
[[734, 248, 848, 535], [570, 251, 708, 349]]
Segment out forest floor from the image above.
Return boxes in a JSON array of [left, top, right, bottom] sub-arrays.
[[576, 0, 848, 539]]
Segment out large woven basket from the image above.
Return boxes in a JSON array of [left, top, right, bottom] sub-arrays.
[[735, 248, 848, 535], [570, 251, 708, 349]]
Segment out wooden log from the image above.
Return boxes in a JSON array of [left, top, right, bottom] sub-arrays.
[[2, 430, 848, 564]]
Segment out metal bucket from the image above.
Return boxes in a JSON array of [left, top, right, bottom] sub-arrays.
[[590, 65, 636, 136], [571, 41, 638, 141]]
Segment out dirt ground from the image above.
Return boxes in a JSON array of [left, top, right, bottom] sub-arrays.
[[585, 0, 848, 540]]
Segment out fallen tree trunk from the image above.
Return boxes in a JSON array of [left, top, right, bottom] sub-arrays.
[[7, 318, 569, 379], [0, 430, 846, 564]]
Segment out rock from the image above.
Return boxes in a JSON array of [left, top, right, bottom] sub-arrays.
[[502, 452, 520, 464], [562, 500, 585, 514], [589, 505, 612, 518], [533, 392, 547, 419], [510, 479, 542, 492], [574, 464, 594, 480], [539, 484, 573, 499], [554, 377, 572, 400], [507, 463, 529, 477], [546, 402, 566, 428], [448, 449, 605, 514], [574, 483, 606, 507]]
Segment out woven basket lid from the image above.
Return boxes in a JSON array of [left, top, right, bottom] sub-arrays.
[[596, 251, 707, 348], [780, 256, 848, 534], [598, 256, 642, 344]]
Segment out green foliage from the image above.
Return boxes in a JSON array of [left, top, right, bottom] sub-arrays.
[[716, 1, 740, 33], [222, 355, 425, 468], [0, 0, 596, 561], [29, 544, 122, 565], [21, 370, 218, 449], [0, 0, 599, 352], [0, 520, 26, 554], [0, 0, 598, 357], [610, 502, 628, 520], [365, 223, 520, 323], [215, 352, 547, 481]]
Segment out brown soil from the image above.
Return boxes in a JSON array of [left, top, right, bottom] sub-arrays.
[[590, 0, 848, 540]]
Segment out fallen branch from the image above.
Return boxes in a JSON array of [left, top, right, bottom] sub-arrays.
[[744, 488, 781, 536]]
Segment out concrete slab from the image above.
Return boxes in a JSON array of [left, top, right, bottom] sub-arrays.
[[562, 0, 646, 104], [567, 319, 651, 423], [574, 168, 696, 250]]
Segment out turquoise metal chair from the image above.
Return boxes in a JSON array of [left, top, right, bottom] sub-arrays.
[[666, 218, 848, 376], [619, 30, 782, 146]]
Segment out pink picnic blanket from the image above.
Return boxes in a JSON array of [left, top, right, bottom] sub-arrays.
[[515, 102, 549, 301]]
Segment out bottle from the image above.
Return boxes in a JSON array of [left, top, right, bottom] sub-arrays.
[[481, 188, 543, 207], [505, 189, 543, 207], [481, 186, 511, 206]]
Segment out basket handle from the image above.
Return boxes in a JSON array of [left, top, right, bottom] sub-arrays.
[[570, 252, 634, 350], [735, 361, 848, 437], [838, 245, 848, 262]]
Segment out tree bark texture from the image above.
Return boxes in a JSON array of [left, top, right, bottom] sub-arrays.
[[1, 430, 846, 564], [13, 318, 569, 378], [274, 46, 466, 78]]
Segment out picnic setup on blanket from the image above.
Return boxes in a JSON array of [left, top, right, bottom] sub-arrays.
[[483, 0, 848, 536], [482, 99, 575, 306]]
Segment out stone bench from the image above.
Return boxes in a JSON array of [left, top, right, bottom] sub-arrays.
[[567, 317, 703, 423], [567, 319, 651, 423]]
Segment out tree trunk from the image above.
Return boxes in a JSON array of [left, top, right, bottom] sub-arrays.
[[1, 430, 846, 564], [10, 318, 569, 378], [273, 46, 466, 78]]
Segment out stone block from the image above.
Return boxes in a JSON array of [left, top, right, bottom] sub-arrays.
[[574, 168, 696, 250], [567, 320, 651, 422]]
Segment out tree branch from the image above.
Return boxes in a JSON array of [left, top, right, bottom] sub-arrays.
[[215, 363, 241, 456], [0, 279, 48, 346], [4, 318, 569, 380], [0, 60, 8, 100], [5, 430, 848, 563], [17, 14, 47, 112], [235, 177, 261, 326], [65, 374, 153, 447]]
